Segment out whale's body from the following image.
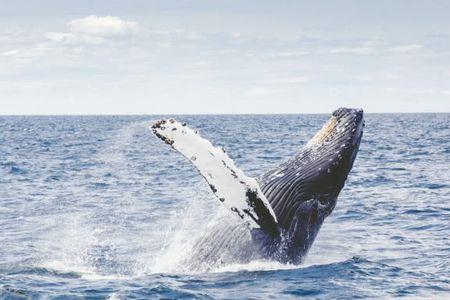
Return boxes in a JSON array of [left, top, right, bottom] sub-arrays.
[[152, 108, 364, 271]]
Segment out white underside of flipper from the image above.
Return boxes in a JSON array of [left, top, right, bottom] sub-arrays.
[[151, 119, 278, 232]]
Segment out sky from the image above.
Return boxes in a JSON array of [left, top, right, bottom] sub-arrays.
[[1, 0, 450, 114]]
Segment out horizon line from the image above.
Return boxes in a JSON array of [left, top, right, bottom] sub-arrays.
[[1, 111, 449, 117]]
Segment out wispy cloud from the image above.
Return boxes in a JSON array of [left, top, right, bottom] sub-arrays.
[[269, 51, 311, 57], [45, 32, 104, 45], [385, 87, 450, 95], [327, 47, 374, 55], [0, 50, 19, 56], [269, 76, 310, 84], [388, 44, 423, 53]]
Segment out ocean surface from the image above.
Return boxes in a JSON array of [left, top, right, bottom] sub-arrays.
[[0, 114, 449, 299]]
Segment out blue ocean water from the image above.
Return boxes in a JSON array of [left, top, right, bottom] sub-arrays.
[[0, 114, 449, 299]]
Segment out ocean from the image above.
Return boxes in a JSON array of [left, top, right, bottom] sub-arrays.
[[0, 114, 449, 299]]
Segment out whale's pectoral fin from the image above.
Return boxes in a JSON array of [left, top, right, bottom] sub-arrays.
[[152, 119, 279, 236]]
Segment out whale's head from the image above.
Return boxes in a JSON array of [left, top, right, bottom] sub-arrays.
[[306, 107, 364, 213], [260, 107, 364, 262]]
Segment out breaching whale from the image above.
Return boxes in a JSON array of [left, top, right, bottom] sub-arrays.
[[152, 107, 364, 270]]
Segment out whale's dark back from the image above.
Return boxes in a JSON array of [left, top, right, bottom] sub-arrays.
[[259, 108, 364, 262]]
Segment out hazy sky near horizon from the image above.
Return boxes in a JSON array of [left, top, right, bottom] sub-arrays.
[[1, 0, 450, 114]]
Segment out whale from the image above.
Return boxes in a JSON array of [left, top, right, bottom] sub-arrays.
[[152, 107, 364, 271]]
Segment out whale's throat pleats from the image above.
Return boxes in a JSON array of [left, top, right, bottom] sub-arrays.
[[260, 109, 363, 233]]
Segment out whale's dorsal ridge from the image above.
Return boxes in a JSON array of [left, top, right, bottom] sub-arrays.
[[152, 119, 279, 236]]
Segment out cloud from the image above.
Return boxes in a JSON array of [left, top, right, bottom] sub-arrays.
[[0, 50, 19, 56], [231, 32, 242, 38], [385, 87, 450, 95], [327, 47, 373, 55], [268, 76, 310, 84], [46, 15, 138, 45], [67, 15, 138, 37], [269, 51, 311, 57], [389, 44, 423, 53], [44, 32, 104, 45]]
